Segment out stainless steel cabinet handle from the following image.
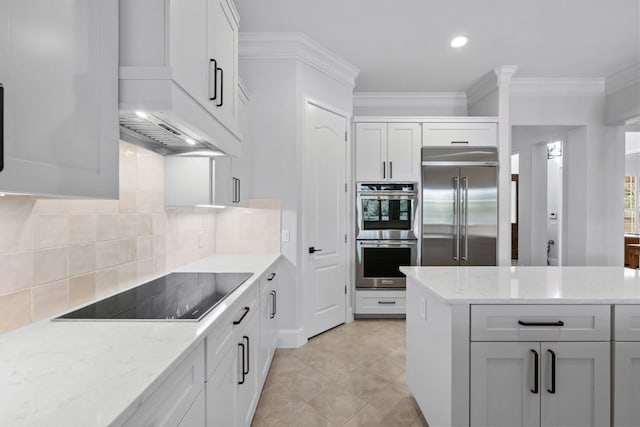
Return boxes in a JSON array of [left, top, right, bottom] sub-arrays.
[[270, 290, 277, 318], [208, 59, 218, 101], [453, 177, 460, 261], [462, 176, 469, 261], [450, 141, 469, 144]]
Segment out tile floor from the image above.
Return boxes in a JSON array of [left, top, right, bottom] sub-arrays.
[[251, 319, 428, 427]]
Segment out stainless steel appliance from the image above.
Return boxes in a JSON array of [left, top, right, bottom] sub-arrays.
[[421, 147, 498, 266], [55, 272, 253, 321], [356, 239, 418, 288], [356, 182, 418, 240], [356, 182, 419, 288]]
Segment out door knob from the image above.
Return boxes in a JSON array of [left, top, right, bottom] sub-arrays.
[[308, 247, 323, 254]]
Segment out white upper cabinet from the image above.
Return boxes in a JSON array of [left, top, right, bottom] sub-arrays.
[[355, 122, 421, 182], [119, 0, 241, 156], [422, 122, 497, 147], [0, 0, 119, 198]]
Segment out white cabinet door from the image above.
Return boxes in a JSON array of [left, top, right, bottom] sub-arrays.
[[355, 123, 387, 181], [614, 342, 640, 427], [541, 342, 610, 427], [470, 342, 540, 427], [386, 123, 421, 181], [170, 0, 209, 110], [178, 389, 206, 427], [259, 271, 279, 385], [237, 310, 260, 426], [207, 0, 238, 132], [422, 122, 497, 147], [165, 157, 213, 206], [0, 0, 118, 198], [206, 344, 239, 427]]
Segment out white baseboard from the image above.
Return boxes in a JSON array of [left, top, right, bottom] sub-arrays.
[[347, 305, 354, 324], [277, 328, 307, 348]]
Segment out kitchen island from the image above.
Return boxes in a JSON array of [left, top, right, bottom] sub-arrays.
[[401, 266, 640, 427], [0, 253, 280, 427]]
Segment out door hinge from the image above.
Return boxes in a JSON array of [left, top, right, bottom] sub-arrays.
[[344, 285, 347, 294]]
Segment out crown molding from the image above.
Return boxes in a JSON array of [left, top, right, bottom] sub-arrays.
[[466, 72, 498, 107], [239, 32, 360, 88], [353, 92, 467, 108], [510, 78, 605, 97], [606, 63, 640, 95], [494, 65, 519, 87]]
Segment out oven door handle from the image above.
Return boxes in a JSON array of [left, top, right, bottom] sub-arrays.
[[358, 240, 418, 247], [357, 193, 417, 199]]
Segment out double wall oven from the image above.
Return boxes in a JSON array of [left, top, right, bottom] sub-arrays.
[[356, 182, 418, 288]]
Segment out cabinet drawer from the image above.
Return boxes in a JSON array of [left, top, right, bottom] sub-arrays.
[[123, 342, 205, 427], [355, 290, 406, 314], [614, 305, 640, 341], [422, 122, 497, 147], [206, 285, 258, 379], [471, 305, 611, 341]]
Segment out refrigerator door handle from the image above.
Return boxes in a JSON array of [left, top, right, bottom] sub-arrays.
[[453, 177, 460, 261], [462, 176, 469, 261]]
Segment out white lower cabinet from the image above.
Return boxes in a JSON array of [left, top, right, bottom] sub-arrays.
[[471, 341, 610, 427], [259, 271, 279, 383], [355, 290, 406, 315], [614, 342, 640, 427], [206, 344, 239, 426], [179, 390, 206, 427], [122, 343, 206, 427]]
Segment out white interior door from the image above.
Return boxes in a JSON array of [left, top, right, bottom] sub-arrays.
[[304, 102, 347, 338]]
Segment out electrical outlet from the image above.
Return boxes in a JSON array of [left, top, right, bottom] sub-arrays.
[[281, 230, 290, 242]]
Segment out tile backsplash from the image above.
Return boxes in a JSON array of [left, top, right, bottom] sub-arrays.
[[0, 141, 280, 334]]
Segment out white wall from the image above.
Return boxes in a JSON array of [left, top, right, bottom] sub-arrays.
[[547, 156, 562, 265], [240, 56, 354, 346], [606, 83, 640, 125], [511, 94, 624, 266], [468, 90, 499, 117]]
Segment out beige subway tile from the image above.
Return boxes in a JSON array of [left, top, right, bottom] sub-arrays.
[[68, 215, 96, 245], [153, 235, 166, 257], [249, 198, 281, 210], [33, 248, 68, 286], [119, 189, 137, 213], [138, 153, 163, 191], [0, 290, 31, 333], [215, 210, 240, 240], [137, 236, 153, 260], [0, 215, 32, 254], [95, 241, 119, 269], [119, 238, 136, 264], [94, 199, 119, 214], [265, 241, 281, 254], [136, 214, 152, 236], [67, 200, 96, 214], [153, 256, 166, 275], [136, 190, 155, 213], [265, 226, 280, 242], [32, 279, 68, 320], [119, 146, 138, 190], [150, 191, 164, 213], [33, 215, 69, 250], [117, 262, 137, 290], [152, 213, 166, 235], [96, 215, 118, 241], [216, 240, 239, 253], [95, 268, 118, 297], [0, 252, 33, 295], [69, 273, 96, 307], [118, 214, 137, 238], [0, 196, 35, 215], [69, 243, 96, 276], [32, 199, 67, 214], [136, 258, 154, 282]]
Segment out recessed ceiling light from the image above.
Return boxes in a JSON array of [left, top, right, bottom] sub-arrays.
[[450, 36, 468, 48], [185, 137, 196, 145], [135, 111, 149, 119]]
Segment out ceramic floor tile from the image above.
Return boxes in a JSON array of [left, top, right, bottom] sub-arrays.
[[254, 319, 422, 427]]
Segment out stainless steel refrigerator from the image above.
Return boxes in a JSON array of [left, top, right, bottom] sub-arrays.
[[421, 147, 497, 266]]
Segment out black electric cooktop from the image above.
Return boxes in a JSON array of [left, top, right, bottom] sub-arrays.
[[55, 272, 253, 321]]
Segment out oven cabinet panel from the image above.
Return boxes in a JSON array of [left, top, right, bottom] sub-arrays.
[[355, 122, 421, 182], [355, 290, 406, 315]]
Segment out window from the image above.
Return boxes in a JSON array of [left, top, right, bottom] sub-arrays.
[[625, 176, 637, 232]]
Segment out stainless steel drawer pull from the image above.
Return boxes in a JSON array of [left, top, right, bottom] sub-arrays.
[[518, 320, 564, 327], [450, 141, 469, 144], [378, 301, 396, 305]]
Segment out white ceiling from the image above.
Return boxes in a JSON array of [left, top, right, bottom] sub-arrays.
[[235, 0, 640, 92]]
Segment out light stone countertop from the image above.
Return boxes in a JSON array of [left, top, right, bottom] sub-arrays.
[[0, 253, 281, 427], [400, 266, 640, 304]]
